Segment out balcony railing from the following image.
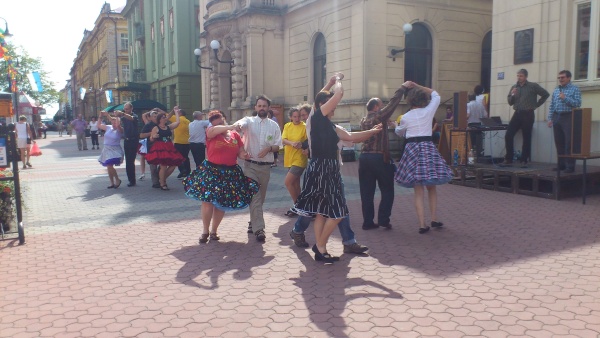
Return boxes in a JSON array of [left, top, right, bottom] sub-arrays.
[[132, 69, 146, 82]]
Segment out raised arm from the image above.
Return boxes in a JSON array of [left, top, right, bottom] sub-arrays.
[[321, 75, 344, 117], [168, 106, 181, 130], [97, 112, 107, 131], [206, 124, 236, 139]]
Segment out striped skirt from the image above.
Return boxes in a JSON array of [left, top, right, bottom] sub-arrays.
[[293, 158, 348, 219], [394, 140, 453, 188]]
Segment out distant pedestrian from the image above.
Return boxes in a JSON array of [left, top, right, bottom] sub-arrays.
[[15, 115, 34, 170], [183, 110, 259, 244], [97, 111, 123, 189], [57, 120, 64, 137], [70, 114, 88, 150], [188, 111, 210, 169], [89, 117, 100, 149]]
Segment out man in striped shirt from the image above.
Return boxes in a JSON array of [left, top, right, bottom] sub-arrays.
[[547, 70, 581, 174], [500, 69, 549, 167]]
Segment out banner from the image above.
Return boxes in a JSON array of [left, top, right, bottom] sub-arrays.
[[27, 71, 44, 92], [105, 90, 113, 103], [79, 87, 86, 100]]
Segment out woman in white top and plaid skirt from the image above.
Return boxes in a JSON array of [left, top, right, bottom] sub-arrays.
[[394, 82, 453, 234]]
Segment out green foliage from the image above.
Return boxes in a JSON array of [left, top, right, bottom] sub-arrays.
[[0, 42, 60, 107]]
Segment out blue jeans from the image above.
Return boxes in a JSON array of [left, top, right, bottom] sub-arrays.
[[293, 215, 356, 245]]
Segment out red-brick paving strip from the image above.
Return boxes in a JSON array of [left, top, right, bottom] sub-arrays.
[[1, 134, 599, 337]]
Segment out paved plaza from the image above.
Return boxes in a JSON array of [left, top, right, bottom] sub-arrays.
[[1, 133, 600, 337]]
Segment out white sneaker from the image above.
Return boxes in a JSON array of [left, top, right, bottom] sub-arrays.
[[139, 173, 145, 180]]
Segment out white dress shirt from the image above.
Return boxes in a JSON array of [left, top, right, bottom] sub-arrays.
[[188, 120, 211, 143], [395, 91, 441, 138], [235, 116, 283, 163]]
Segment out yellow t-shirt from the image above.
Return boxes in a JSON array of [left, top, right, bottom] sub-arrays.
[[281, 121, 308, 168], [169, 115, 190, 144], [396, 114, 404, 124]]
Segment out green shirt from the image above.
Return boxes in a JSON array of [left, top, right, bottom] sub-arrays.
[[507, 81, 550, 111]]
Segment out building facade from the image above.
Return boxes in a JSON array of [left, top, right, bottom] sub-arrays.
[[70, 3, 129, 120], [121, 0, 202, 114], [198, 0, 493, 124]]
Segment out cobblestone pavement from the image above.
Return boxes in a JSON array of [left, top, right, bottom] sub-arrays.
[[1, 133, 600, 337]]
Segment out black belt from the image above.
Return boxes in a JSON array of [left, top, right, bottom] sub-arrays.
[[245, 159, 271, 166], [405, 136, 432, 143], [515, 109, 534, 113]]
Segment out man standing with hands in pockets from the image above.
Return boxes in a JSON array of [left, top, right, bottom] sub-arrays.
[[547, 70, 581, 174], [233, 95, 283, 242]]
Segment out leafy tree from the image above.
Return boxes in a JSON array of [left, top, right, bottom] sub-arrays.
[[0, 42, 60, 107]]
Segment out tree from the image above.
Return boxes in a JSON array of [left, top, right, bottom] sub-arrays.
[[0, 42, 59, 107]]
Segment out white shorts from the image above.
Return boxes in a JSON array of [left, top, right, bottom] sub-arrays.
[[17, 138, 27, 149]]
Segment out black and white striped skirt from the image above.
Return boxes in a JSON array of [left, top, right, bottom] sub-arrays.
[[292, 158, 348, 219]]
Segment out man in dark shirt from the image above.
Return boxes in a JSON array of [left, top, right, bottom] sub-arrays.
[[139, 110, 160, 188], [117, 102, 139, 186], [358, 86, 406, 230], [501, 69, 549, 167]]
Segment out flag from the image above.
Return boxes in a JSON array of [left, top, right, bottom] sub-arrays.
[[105, 90, 113, 103], [27, 71, 44, 92], [79, 87, 86, 100]]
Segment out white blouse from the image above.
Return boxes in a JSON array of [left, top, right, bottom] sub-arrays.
[[395, 91, 440, 139]]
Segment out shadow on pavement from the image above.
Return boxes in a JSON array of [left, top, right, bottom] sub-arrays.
[[171, 241, 274, 290]]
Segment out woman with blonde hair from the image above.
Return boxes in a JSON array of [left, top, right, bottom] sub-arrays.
[[282, 107, 308, 216]]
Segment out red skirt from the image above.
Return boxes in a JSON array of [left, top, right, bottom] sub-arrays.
[[145, 140, 185, 166]]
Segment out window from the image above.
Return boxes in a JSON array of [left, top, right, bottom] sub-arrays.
[[120, 33, 129, 50], [161, 87, 167, 106], [121, 65, 130, 81], [404, 23, 432, 88], [481, 31, 492, 94], [574, 1, 600, 80], [313, 33, 326, 98]]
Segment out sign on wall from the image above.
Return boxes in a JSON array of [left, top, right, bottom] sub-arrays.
[[514, 28, 534, 64]]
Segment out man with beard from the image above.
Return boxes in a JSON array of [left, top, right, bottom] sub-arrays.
[[233, 95, 283, 242]]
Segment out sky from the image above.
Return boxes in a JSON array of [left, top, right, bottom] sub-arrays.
[[2, 0, 127, 118]]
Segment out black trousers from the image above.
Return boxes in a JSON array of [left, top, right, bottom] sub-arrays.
[[189, 142, 206, 169], [358, 153, 395, 227], [123, 139, 139, 185], [174, 143, 191, 175], [505, 109, 534, 162], [90, 131, 99, 146], [553, 113, 575, 170]]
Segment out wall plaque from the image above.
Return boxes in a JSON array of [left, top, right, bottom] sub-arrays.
[[514, 28, 534, 64]]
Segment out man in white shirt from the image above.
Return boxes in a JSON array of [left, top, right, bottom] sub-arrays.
[[188, 111, 211, 169], [233, 95, 283, 242], [466, 93, 488, 157]]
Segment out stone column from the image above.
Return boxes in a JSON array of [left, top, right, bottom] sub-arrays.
[[230, 34, 244, 109], [209, 56, 219, 110], [245, 27, 265, 102]]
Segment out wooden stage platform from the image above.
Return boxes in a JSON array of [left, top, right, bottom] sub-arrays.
[[449, 162, 600, 201]]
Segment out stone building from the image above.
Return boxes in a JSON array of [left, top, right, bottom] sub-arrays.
[[197, 0, 493, 124], [70, 3, 129, 120], [121, 0, 202, 113]]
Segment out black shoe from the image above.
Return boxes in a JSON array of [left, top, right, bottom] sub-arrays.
[[247, 222, 253, 234], [127, 182, 136, 187], [343, 243, 369, 254], [362, 223, 380, 230], [431, 221, 444, 228], [290, 231, 309, 248], [419, 226, 430, 234], [563, 168, 575, 174], [378, 223, 392, 229], [312, 245, 335, 263], [152, 184, 161, 188], [176, 173, 185, 179], [255, 229, 266, 242], [498, 161, 513, 167]]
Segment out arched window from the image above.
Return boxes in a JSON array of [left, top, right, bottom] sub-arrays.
[[313, 33, 327, 98], [404, 23, 432, 87], [481, 31, 492, 95]]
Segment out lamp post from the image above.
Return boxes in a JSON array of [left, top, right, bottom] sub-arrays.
[[193, 48, 212, 70], [389, 23, 413, 61], [209, 40, 234, 65]]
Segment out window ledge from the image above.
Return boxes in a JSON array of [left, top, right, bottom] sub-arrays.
[[574, 80, 600, 92]]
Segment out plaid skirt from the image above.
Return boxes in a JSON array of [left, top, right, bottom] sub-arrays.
[[183, 160, 260, 211], [292, 158, 348, 219], [394, 140, 453, 188]]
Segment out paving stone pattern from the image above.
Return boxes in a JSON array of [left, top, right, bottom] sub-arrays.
[[1, 133, 600, 337]]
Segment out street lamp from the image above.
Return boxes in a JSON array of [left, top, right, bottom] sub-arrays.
[[0, 17, 12, 37], [193, 48, 212, 70], [209, 40, 234, 65], [388, 23, 414, 61]]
